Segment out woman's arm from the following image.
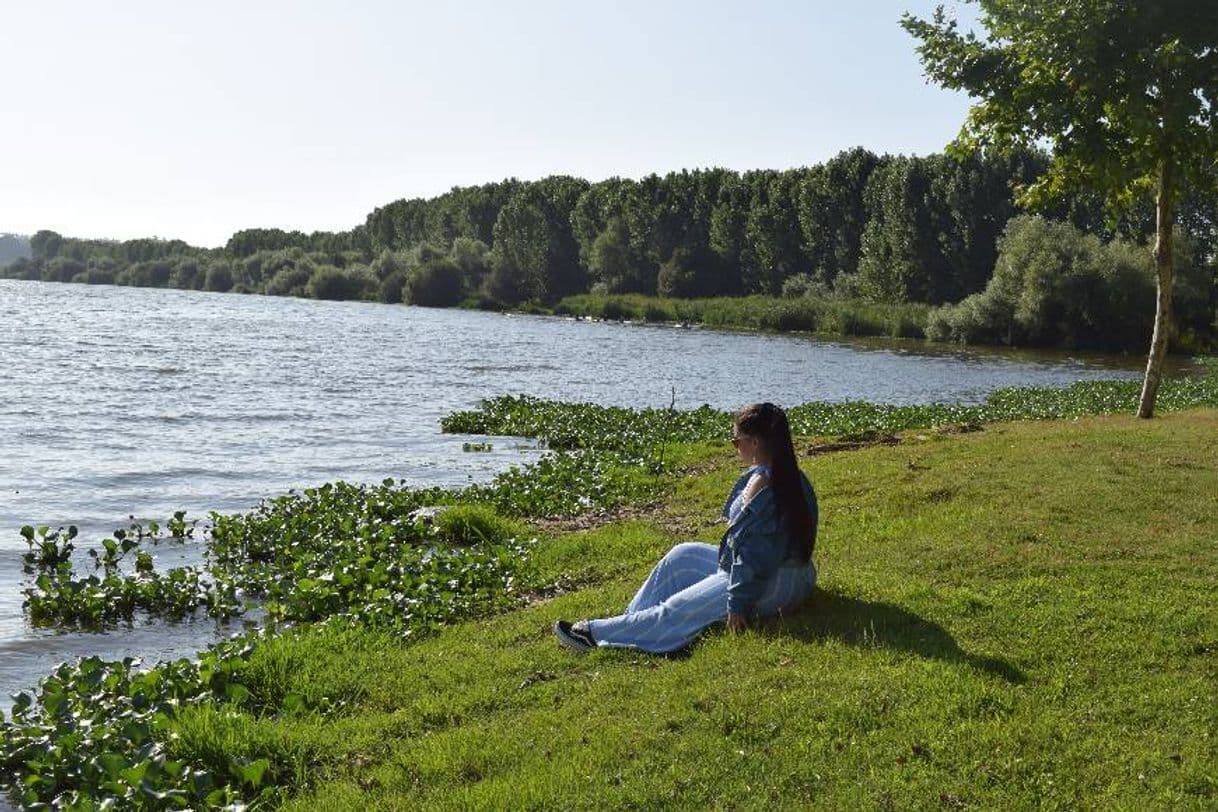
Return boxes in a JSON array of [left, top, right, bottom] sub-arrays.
[[724, 485, 783, 618]]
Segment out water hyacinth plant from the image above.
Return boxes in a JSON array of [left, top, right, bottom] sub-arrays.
[[20, 516, 240, 629], [4, 500, 537, 808], [444, 373, 1218, 453], [19, 525, 76, 575], [0, 632, 342, 810]]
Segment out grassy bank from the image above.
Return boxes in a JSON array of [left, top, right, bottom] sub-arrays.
[[4, 377, 1217, 808], [550, 293, 931, 340], [62, 411, 1218, 808]]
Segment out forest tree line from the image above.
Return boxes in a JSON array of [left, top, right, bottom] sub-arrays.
[[4, 147, 1216, 351]]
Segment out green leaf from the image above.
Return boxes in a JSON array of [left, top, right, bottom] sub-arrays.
[[224, 683, 251, 705], [121, 759, 150, 786], [97, 752, 127, 778], [282, 692, 307, 715], [234, 757, 270, 787]]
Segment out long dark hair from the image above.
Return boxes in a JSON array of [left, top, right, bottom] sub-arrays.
[[736, 402, 815, 560]]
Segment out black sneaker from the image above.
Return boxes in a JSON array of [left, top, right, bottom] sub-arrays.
[[554, 620, 596, 652]]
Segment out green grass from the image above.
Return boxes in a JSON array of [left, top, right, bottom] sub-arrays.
[[157, 410, 1218, 809], [552, 293, 932, 340]]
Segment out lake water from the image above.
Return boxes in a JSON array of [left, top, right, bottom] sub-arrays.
[[0, 279, 1145, 706]]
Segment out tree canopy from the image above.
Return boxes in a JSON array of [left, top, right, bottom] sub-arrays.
[[4, 142, 1215, 356], [903, 0, 1218, 416]]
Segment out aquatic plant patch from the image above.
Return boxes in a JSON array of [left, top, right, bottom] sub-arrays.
[[0, 636, 277, 809], [443, 398, 726, 463], [443, 373, 1218, 452], [20, 519, 241, 628], [15, 442, 655, 633], [3, 522, 537, 809], [24, 565, 242, 627]]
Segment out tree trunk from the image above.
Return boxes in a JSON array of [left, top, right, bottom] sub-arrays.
[[1136, 160, 1176, 419]]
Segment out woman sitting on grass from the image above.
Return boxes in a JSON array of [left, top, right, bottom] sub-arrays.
[[554, 402, 818, 654]]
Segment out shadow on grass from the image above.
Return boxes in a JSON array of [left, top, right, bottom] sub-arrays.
[[764, 589, 1026, 684]]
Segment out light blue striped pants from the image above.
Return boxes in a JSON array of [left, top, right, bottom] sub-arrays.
[[586, 541, 815, 654]]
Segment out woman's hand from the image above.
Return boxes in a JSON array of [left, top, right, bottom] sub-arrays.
[[726, 612, 748, 633]]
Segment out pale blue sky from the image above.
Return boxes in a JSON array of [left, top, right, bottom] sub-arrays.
[[1, 1, 979, 247]]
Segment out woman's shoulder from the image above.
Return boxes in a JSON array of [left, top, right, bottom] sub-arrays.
[[744, 466, 770, 492], [744, 463, 771, 484], [729, 465, 764, 492], [727, 465, 772, 510], [737, 468, 773, 516]]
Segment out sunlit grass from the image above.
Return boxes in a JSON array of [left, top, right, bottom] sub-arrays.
[[253, 410, 1217, 809]]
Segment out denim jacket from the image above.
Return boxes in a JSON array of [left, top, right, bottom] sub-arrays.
[[717, 465, 818, 616]]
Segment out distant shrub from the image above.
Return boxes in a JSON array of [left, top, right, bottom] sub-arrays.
[[405, 257, 464, 307], [412, 242, 448, 265], [370, 249, 411, 282], [308, 265, 374, 301], [264, 265, 312, 297], [658, 247, 717, 298], [451, 237, 491, 290], [203, 262, 234, 293], [1, 257, 40, 280], [762, 301, 819, 332], [589, 218, 653, 294], [117, 260, 172, 288], [643, 303, 672, 323], [46, 257, 85, 283], [838, 307, 885, 336], [924, 306, 953, 343], [924, 216, 1190, 351], [782, 273, 832, 299], [75, 268, 118, 285], [483, 252, 527, 305], [891, 310, 927, 339], [833, 272, 863, 299], [378, 270, 407, 304], [169, 259, 203, 290]]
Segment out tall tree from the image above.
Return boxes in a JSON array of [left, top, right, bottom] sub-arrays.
[[797, 147, 885, 285], [858, 156, 941, 302], [708, 174, 749, 295], [903, 0, 1218, 417], [571, 178, 656, 292], [30, 230, 64, 262], [740, 170, 805, 295], [490, 177, 588, 302]]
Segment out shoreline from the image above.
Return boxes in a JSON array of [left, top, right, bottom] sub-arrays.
[[4, 277, 1211, 361]]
